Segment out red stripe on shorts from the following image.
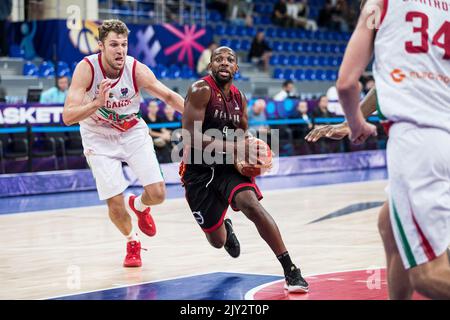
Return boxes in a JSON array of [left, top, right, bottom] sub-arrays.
[[411, 211, 436, 261]]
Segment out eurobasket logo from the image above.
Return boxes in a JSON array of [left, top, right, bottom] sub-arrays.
[[390, 69, 406, 83], [68, 20, 100, 55], [67, 6, 100, 55]]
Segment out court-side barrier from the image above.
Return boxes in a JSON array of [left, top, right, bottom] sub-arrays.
[[0, 150, 386, 197]]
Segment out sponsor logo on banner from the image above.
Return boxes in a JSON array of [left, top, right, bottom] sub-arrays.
[[0, 106, 64, 124]]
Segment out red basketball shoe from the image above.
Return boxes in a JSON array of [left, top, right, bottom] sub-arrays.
[[125, 194, 157, 237], [123, 241, 142, 268]]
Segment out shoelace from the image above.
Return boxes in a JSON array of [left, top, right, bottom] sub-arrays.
[[128, 243, 148, 256]]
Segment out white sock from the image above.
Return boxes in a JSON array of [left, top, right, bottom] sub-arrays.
[[125, 228, 139, 242], [134, 195, 149, 212]]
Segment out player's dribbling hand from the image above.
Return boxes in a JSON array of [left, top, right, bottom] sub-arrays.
[[95, 79, 112, 108], [305, 123, 351, 142], [348, 121, 377, 145]]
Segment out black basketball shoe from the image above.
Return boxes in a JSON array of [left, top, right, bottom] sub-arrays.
[[224, 218, 240, 258], [284, 265, 309, 293]]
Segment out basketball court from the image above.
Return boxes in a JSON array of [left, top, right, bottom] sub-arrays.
[[0, 168, 427, 300]]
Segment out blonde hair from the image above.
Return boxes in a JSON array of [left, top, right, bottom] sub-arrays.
[[98, 19, 130, 42]]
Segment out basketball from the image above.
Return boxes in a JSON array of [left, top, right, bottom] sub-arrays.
[[235, 138, 273, 177]]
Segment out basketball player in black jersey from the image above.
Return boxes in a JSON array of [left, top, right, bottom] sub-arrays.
[[180, 46, 309, 292]]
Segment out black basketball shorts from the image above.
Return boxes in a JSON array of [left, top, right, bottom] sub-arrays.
[[181, 164, 263, 233]]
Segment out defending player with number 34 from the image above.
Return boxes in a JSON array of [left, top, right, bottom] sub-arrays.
[[337, 0, 450, 299], [63, 20, 185, 268], [180, 46, 309, 293]]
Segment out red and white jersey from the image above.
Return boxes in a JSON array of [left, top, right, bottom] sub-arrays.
[[80, 53, 145, 135], [373, 0, 450, 133]]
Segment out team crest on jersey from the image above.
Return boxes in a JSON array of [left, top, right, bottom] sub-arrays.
[[121, 87, 129, 97]]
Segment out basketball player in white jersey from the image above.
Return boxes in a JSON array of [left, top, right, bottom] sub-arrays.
[[337, 0, 450, 299], [63, 20, 184, 267]]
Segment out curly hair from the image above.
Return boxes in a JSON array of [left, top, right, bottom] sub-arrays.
[[98, 19, 130, 42]]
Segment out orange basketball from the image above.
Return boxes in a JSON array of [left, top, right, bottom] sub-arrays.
[[235, 138, 272, 177]]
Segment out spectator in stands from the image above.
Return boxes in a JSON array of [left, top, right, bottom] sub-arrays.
[[326, 85, 344, 116], [197, 41, 218, 77], [248, 31, 272, 72], [0, 75, 6, 102], [292, 100, 312, 130], [333, 0, 351, 32], [317, 0, 334, 30], [286, 0, 318, 31], [312, 95, 335, 121], [273, 80, 298, 102], [0, 0, 12, 57], [248, 98, 270, 139], [207, 0, 229, 19], [362, 75, 375, 95], [271, 0, 292, 28], [228, 0, 254, 27], [143, 101, 173, 164], [318, 0, 348, 31], [39, 76, 69, 104]]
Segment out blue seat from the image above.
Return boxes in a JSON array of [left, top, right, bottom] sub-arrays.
[[215, 25, 225, 36], [297, 30, 307, 40], [297, 55, 308, 66], [326, 70, 338, 81], [225, 26, 237, 36], [22, 61, 38, 76], [304, 42, 314, 53], [270, 55, 279, 65], [266, 27, 276, 38], [220, 38, 230, 47], [57, 61, 71, 77], [241, 39, 251, 51], [283, 69, 294, 80], [272, 41, 283, 52], [312, 42, 322, 53], [247, 27, 256, 37], [277, 29, 288, 39], [293, 42, 304, 52], [278, 54, 289, 66], [316, 69, 326, 81], [230, 39, 240, 51], [287, 28, 298, 38], [339, 44, 347, 54], [38, 61, 55, 78], [304, 69, 316, 81], [330, 44, 339, 54], [288, 55, 299, 65], [282, 41, 293, 52], [294, 69, 305, 81], [317, 56, 327, 67], [180, 68, 194, 79], [261, 16, 271, 25], [273, 68, 283, 79], [311, 56, 320, 66]]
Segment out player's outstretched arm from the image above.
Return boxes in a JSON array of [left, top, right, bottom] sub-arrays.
[[305, 87, 377, 142], [336, 0, 382, 144], [63, 60, 111, 126], [135, 61, 184, 114]]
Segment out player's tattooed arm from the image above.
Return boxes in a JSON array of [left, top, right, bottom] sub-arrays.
[[305, 87, 377, 142], [63, 60, 110, 125], [182, 81, 237, 155], [135, 61, 185, 114]]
